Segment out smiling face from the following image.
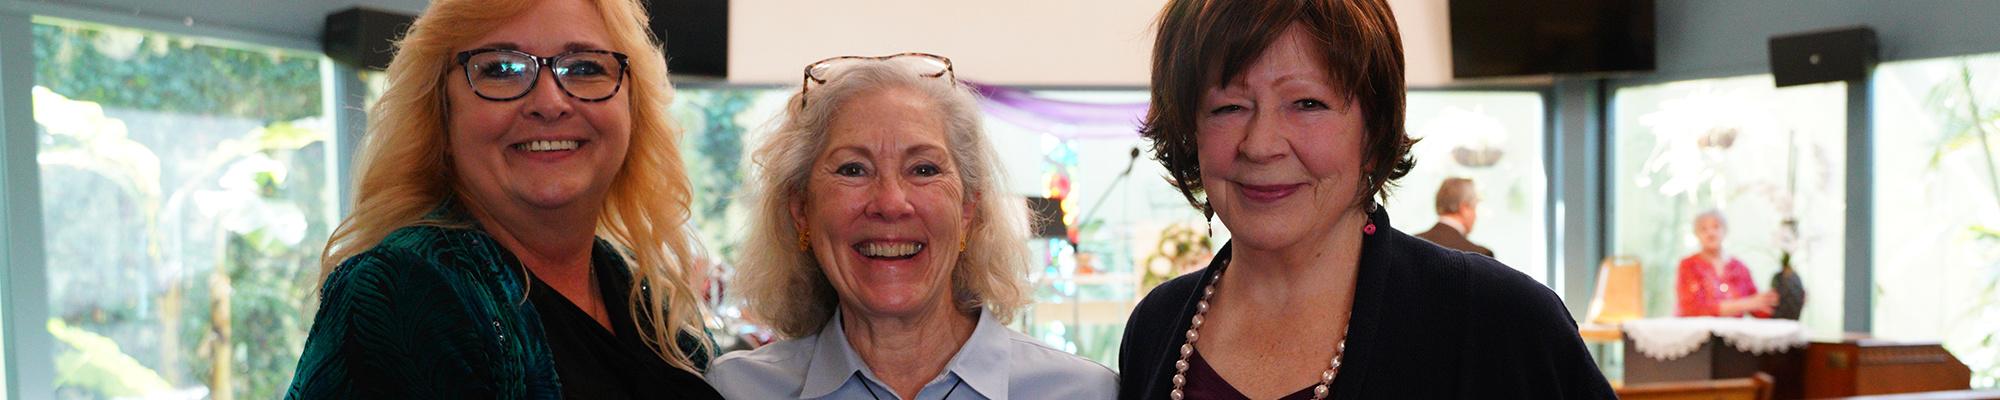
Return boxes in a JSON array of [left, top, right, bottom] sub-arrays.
[[1197, 23, 1370, 251], [792, 85, 973, 320], [446, 0, 630, 221]]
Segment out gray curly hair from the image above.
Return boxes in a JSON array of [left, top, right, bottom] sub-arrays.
[[734, 60, 1030, 338]]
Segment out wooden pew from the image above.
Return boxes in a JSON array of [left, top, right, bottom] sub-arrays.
[[1619, 372, 1774, 400]]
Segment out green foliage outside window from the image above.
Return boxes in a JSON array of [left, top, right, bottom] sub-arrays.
[[31, 22, 321, 121], [32, 19, 333, 400]]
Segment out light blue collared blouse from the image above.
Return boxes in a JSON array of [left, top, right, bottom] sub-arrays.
[[707, 309, 1117, 400]]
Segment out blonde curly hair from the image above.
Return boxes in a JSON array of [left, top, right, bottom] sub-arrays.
[[318, 0, 710, 373]]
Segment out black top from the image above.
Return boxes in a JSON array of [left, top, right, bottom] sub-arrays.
[[526, 241, 722, 400], [1118, 207, 1615, 399]]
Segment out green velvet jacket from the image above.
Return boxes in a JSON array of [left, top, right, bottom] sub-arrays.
[[285, 220, 707, 399]]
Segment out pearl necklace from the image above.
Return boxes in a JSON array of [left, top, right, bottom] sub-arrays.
[[1169, 259, 1349, 400]]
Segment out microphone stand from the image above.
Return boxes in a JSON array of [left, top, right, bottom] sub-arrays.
[[1055, 147, 1140, 350], [1069, 147, 1142, 254]]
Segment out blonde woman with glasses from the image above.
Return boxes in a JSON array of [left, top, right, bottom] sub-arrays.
[[705, 54, 1116, 400], [286, 0, 719, 398]]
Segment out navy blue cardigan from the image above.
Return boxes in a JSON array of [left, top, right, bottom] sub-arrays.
[[1118, 207, 1615, 399]]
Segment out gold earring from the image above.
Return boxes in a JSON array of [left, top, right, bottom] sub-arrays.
[[798, 229, 810, 252], [959, 236, 968, 252]]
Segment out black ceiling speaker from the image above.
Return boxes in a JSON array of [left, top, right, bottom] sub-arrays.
[[1449, 0, 1656, 78], [323, 7, 415, 71], [1769, 26, 1877, 87], [648, 0, 728, 79]]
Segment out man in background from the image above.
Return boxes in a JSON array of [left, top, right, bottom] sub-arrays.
[[1416, 177, 1494, 257]]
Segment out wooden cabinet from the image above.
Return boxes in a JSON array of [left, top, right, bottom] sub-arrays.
[[1803, 339, 1970, 398]]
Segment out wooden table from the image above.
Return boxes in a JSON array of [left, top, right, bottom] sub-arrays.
[[1580, 323, 1623, 343]]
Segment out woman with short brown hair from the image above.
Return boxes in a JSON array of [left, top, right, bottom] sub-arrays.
[[1118, 0, 1614, 398]]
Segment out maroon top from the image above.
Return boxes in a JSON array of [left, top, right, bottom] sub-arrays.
[[1183, 349, 1320, 400]]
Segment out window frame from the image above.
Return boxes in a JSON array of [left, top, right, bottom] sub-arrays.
[[0, 4, 356, 398]]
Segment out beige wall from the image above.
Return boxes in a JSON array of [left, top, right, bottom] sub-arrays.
[[1394, 0, 1453, 88], [728, 0, 1454, 87]]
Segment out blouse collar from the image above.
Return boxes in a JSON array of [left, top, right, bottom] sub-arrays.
[[800, 307, 1010, 399]]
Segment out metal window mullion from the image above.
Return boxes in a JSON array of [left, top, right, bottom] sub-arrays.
[[1, 9, 57, 400], [1844, 78, 1874, 334], [1553, 77, 1609, 321]]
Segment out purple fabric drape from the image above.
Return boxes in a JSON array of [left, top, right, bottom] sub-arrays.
[[970, 82, 1149, 140]]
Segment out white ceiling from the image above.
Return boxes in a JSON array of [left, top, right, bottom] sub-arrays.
[[6, 0, 1466, 87]]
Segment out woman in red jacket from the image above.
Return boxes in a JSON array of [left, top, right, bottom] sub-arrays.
[[1677, 209, 1778, 318]]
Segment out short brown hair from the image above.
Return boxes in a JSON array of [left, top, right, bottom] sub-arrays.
[[1141, 0, 1416, 216]]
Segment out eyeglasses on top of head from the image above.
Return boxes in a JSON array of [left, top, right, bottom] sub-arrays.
[[797, 52, 956, 109], [455, 48, 630, 102]]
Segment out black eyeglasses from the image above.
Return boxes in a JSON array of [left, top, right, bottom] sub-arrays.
[[455, 48, 630, 102], [798, 52, 955, 109]]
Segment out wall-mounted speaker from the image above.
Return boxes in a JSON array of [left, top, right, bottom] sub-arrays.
[[1769, 26, 1876, 87], [648, 0, 728, 78], [323, 7, 415, 71]]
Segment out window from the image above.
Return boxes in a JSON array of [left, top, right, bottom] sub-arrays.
[[1389, 91, 1548, 283], [1611, 75, 1847, 337], [668, 86, 795, 354], [671, 87, 793, 262], [982, 89, 1196, 368], [1871, 52, 2000, 387], [32, 19, 334, 399]]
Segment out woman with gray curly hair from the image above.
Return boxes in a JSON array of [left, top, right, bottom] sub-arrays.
[[705, 53, 1115, 400]]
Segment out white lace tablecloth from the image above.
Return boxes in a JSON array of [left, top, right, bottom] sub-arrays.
[[1620, 317, 1806, 361]]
